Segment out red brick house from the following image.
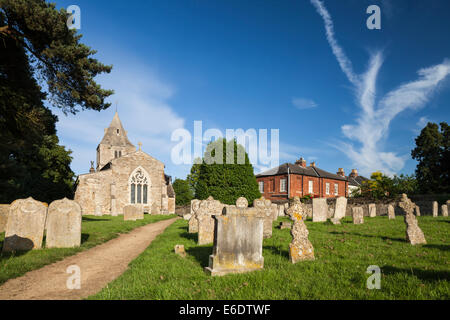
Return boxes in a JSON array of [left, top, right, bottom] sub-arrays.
[[255, 157, 349, 201]]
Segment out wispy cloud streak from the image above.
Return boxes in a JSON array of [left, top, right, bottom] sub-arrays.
[[310, 0, 450, 176]]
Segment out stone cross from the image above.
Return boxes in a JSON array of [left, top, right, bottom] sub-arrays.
[[398, 194, 426, 245]]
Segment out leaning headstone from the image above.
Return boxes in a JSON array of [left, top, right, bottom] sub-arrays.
[[369, 204, 376, 218], [433, 201, 438, 217], [174, 244, 186, 258], [388, 204, 395, 220], [254, 197, 274, 238], [441, 205, 448, 217], [312, 198, 327, 222], [2, 197, 47, 252], [205, 201, 264, 276], [398, 194, 426, 245], [0, 204, 10, 233], [46, 198, 82, 248], [333, 197, 347, 220], [286, 197, 314, 263], [415, 205, 421, 217], [352, 207, 364, 225]]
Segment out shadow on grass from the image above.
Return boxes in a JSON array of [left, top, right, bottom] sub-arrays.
[[383, 265, 450, 283], [180, 232, 197, 242], [82, 217, 109, 222], [81, 233, 90, 244], [423, 244, 450, 251], [264, 245, 289, 259], [186, 246, 212, 268], [329, 231, 406, 243]]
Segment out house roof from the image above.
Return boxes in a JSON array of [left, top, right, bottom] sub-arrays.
[[256, 163, 347, 181], [348, 175, 369, 186]]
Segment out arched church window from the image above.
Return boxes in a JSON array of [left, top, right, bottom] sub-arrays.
[[129, 168, 149, 204]]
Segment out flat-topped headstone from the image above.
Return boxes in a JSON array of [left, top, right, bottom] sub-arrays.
[[312, 198, 327, 222], [2, 197, 47, 252], [254, 197, 274, 239], [0, 204, 9, 233], [398, 194, 426, 245], [46, 198, 82, 248], [441, 205, 448, 217], [205, 201, 264, 276], [388, 204, 395, 220], [352, 207, 364, 225], [286, 197, 314, 263], [432, 201, 438, 217], [369, 204, 376, 218], [333, 197, 347, 220], [123, 205, 143, 221]]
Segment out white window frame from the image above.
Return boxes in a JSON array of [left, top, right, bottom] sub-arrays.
[[259, 181, 264, 193], [280, 179, 287, 192], [326, 183, 330, 195], [334, 183, 339, 196], [308, 180, 313, 194]]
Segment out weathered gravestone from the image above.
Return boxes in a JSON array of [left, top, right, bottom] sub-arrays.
[[197, 198, 222, 245], [441, 205, 448, 217], [312, 198, 327, 222], [369, 204, 376, 218], [278, 204, 286, 217], [188, 215, 199, 233], [399, 194, 426, 245], [46, 198, 82, 248], [286, 197, 314, 263], [123, 205, 144, 221], [95, 204, 102, 216], [205, 198, 264, 276], [270, 203, 278, 222], [333, 197, 347, 220], [352, 207, 364, 225], [415, 205, 421, 217], [388, 204, 395, 220], [2, 197, 47, 252], [0, 204, 10, 233], [254, 197, 274, 238], [330, 218, 341, 225], [174, 244, 186, 258], [433, 201, 438, 217]]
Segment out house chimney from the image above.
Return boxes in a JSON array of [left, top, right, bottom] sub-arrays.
[[295, 157, 307, 168], [337, 168, 345, 177], [350, 169, 358, 178], [310, 161, 316, 167]]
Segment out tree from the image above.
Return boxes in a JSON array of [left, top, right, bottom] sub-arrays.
[[411, 122, 449, 194], [194, 138, 261, 205], [186, 157, 202, 194], [359, 172, 418, 199], [0, 0, 113, 203], [173, 179, 194, 206]]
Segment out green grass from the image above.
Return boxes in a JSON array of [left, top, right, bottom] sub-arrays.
[[89, 216, 450, 300], [0, 214, 176, 285]]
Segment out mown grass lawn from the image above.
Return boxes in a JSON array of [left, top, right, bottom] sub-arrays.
[[89, 216, 449, 300], [0, 214, 176, 285]]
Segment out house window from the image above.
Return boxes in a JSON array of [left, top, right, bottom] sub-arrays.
[[326, 183, 330, 195], [271, 180, 275, 192], [308, 180, 313, 194], [130, 168, 149, 204], [259, 181, 264, 193], [280, 179, 287, 192], [335, 184, 339, 196], [117, 129, 120, 135]]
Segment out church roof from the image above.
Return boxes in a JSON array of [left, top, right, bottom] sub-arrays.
[[99, 112, 135, 148]]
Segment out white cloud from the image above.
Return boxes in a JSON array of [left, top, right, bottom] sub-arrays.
[[292, 98, 318, 110], [311, 0, 450, 176]]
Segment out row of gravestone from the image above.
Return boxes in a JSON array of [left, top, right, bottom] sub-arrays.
[[1, 197, 82, 253]]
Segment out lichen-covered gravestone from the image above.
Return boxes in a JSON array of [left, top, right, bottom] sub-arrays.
[[312, 198, 328, 222], [46, 198, 82, 248], [197, 199, 216, 245], [254, 197, 274, 238], [205, 198, 264, 276], [333, 197, 347, 220], [369, 204, 376, 218], [398, 194, 426, 245], [441, 205, 448, 217], [2, 197, 47, 252], [352, 207, 364, 225], [123, 205, 143, 221], [432, 201, 438, 217], [388, 204, 395, 220], [0, 204, 10, 233], [286, 197, 314, 263]]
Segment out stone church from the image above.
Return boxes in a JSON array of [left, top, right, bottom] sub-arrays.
[[74, 112, 175, 216]]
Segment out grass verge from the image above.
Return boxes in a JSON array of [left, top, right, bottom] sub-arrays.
[[0, 214, 176, 285], [89, 216, 449, 300]]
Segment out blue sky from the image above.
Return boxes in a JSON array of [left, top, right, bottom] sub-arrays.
[[51, 0, 450, 180]]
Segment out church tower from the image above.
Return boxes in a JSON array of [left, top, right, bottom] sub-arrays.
[[96, 112, 136, 170]]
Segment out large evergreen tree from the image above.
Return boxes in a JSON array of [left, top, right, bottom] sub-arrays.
[[411, 122, 449, 194], [0, 0, 113, 203], [194, 138, 261, 205], [173, 179, 194, 206]]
